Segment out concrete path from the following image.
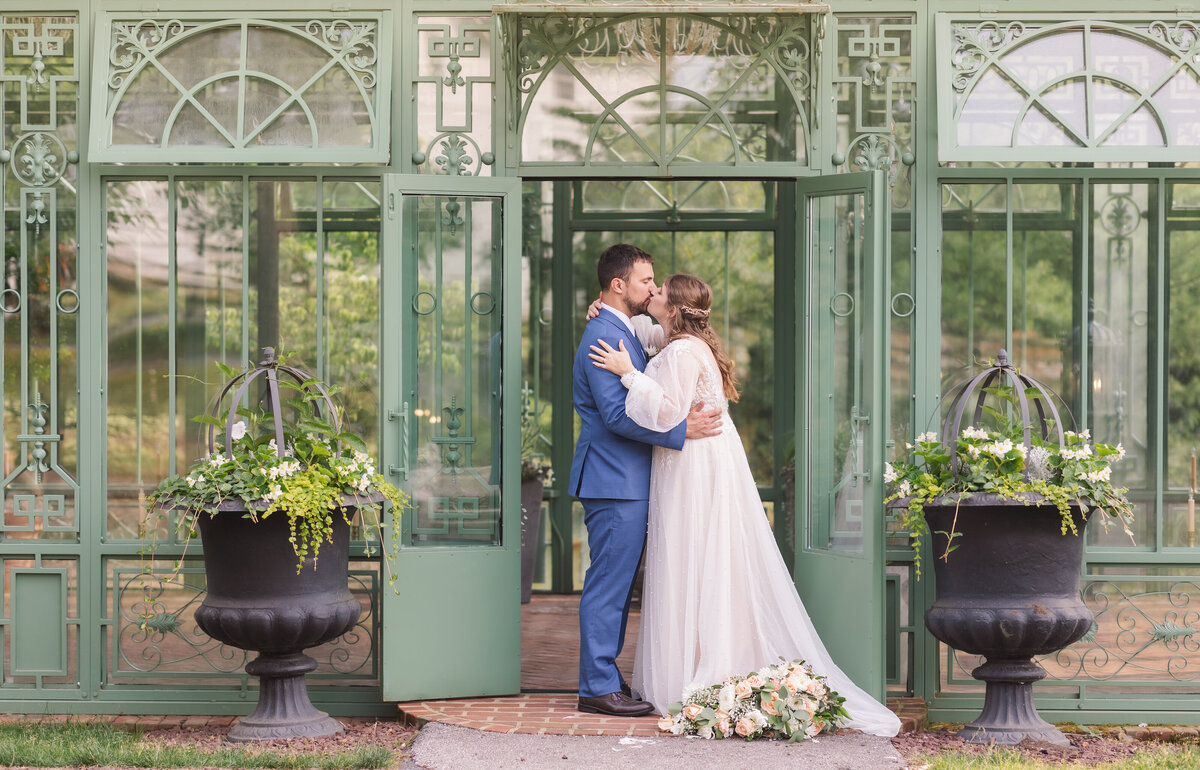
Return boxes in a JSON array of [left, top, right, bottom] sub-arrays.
[[404, 721, 906, 769]]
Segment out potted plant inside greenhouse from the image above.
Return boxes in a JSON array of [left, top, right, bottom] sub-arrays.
[[144, 349, 408, 742], [886, 350, 1136, 747], [519, 383, 552, 604]]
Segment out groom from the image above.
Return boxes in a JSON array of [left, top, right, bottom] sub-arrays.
[[570, 243, 721, 717]]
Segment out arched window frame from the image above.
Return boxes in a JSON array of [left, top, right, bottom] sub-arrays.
[[88, 11, 392, 163], [937, 14, 1200, 163]]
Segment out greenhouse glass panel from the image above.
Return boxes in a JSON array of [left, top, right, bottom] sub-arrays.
[[508, 13, 813, 168]]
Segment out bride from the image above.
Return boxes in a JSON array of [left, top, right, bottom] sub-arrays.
[[587, 272, 901, 738]]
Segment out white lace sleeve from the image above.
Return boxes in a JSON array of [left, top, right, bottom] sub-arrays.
[[618, 341, 702, 432], [629, 314, 666, 352]]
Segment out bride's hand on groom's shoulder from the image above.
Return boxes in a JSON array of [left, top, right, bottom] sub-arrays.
[[684, 404, 722, 440], [586, 296, 602, 320], [589, 338, 635, 376]]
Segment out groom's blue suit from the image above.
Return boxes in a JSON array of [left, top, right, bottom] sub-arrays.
[[570, 307, 686, 698]]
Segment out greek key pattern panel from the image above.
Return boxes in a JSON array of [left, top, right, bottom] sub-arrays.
[[0, 15, 81, 540], [107, 561, 379, 684], [833, 15, 914, 198], [413, 17, 495, 176]]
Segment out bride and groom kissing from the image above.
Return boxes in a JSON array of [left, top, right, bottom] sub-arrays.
[[568, 243, 900, 737]]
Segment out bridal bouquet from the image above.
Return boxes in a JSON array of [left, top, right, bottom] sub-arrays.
[[658, 660, 847, 742]]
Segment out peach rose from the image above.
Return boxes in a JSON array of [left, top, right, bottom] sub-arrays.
[[802, 698, 817, 717], [682, 703, 703, 721], [760, 693, 781, 716], [734, 680, 754, 700], [735, 717, 755, 737], [770, 678, 783, 690], [657, 717, 675, 732], [745, 674, 765, 688], [715, 709, 731, 735]]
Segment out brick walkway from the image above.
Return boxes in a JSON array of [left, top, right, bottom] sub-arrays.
[[395, 694, 928, 737]]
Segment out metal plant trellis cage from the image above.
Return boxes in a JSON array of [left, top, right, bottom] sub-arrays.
[[204, 347, 340, 458], [940, 349, 1070, 467]]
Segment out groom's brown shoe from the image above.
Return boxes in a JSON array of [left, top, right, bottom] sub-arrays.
[[577, 692, 654, 717]]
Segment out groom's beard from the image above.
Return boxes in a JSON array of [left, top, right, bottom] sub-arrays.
[[625, 296, 652, 317]]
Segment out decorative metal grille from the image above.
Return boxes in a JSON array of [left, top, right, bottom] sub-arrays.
[[938, 16, 1200, 161], [91, 14, 390, 162], [834, 15, 914, 200], [0, 14, 80, 544], [109, 562, 378, 684], [413, 17, 496, 176], [505, 12, 815, 168]]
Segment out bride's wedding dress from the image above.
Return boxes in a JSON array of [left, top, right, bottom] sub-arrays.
[[621, 320, 901, 737]]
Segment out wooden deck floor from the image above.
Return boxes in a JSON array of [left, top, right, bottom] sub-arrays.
[[521, 594, 638, 692]]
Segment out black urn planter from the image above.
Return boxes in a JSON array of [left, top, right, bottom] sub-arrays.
[[194, 505, 363, 742], [923, 497, 1092, 746]]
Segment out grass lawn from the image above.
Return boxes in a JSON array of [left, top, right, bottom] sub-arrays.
[[0, 721, 400, 769], [908, 745, 1200, 769]]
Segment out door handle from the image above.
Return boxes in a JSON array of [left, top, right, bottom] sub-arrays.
[[387, 401, 410, 480], [851, 406, 870, 485]]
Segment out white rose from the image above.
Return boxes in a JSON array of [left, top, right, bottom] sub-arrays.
[[718, 684, 736, 712], [698, 725, 714, 739]]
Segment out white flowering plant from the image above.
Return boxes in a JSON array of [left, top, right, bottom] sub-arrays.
[[886, 424, 1135, 578], [145, 366, 408, 577], [658, 660, 847, 742]]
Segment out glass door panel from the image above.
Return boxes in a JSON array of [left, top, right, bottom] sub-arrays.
[[793, 170, 889, 699], [382, 176, 521, 700]]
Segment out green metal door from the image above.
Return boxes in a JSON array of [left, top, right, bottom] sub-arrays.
[[381, 175, 522, 700], [793, 170, 890, 701]]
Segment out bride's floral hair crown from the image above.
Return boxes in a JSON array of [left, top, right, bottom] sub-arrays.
[[679, 305, 711, 320]]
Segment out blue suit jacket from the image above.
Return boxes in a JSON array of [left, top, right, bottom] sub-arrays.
[[569, 308, 686, 500]]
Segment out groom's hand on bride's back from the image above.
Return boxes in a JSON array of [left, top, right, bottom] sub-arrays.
[[684, 404, 722, 439]]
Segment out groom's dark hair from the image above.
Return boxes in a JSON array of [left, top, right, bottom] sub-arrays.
[[598, 243, 653, 292]]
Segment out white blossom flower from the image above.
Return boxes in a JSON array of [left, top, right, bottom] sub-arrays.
[[1061, 445, 1093, 461], [967, 444, 982, 459], [207, 453, 226, 467], [916, 431, 938, 443], [1115, 443, 1127, 461], [230, 420, 247, 441], [883, 463, 898, 483], [961, 426, 989, 440], [897, 480, 913, 497], [1084, 466, 1112, 483], [984, 439, 1013, 457], [186, 475, 197, 488]]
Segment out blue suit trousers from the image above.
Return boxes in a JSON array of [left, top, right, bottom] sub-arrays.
[[577, 497, 647, 698]]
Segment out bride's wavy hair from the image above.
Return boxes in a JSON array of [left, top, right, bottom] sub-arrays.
[[663, 273, 740, 402]]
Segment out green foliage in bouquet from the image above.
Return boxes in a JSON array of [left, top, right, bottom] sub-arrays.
[[144, 359, 409, 581], [885, 390, 1135, 578], [660, 660, 847, 742]]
